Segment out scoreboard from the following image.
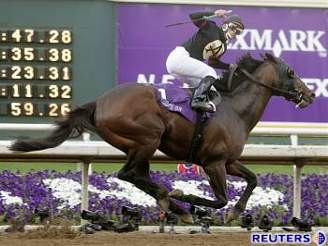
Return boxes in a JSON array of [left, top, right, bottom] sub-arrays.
[[0, 28, 73, 118], [0, 0, 116, 123]]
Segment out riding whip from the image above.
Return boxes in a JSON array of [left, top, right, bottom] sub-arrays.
[[165, 10, 232, 28]]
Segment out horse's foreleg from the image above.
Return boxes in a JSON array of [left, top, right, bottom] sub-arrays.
[[133, 175, 193, 222], [203, 161, 228, 208], [170, 161, 228, 209], [168, 191, 224, 208], [225, 160, 257, 223]]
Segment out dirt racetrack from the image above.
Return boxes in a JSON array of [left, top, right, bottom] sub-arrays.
[[0, 231, 256, 246], [0, 231, 319, 246]]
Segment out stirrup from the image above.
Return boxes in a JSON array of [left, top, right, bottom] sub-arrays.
[[191, 101, 215, 113], [208, 101, 216, 112]]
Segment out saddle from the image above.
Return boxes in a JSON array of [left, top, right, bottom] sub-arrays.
[[155, 68, 236, 165]]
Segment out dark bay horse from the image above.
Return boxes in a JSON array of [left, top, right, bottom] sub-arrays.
[[10, 53, 314, 224]]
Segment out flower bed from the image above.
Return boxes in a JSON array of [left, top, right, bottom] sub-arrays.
[[0, 170, 327, 226]]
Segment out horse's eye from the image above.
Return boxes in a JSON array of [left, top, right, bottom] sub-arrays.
[[287, 69, 294, 78]]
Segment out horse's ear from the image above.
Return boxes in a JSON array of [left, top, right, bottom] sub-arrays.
[[260, 53, 266, 60], [263, 52, 276, 62]]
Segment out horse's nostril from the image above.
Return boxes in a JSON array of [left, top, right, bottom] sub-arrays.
[[311, 93, 315, 98]]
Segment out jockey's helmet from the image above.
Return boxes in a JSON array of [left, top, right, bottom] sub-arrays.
[[222, 14, 244, 39], [223, 14, 244, 30]]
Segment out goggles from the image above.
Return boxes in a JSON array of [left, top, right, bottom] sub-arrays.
[[227, 22, 244, 35]]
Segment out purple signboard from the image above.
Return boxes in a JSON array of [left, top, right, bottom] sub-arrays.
[[117, 4, 328, 123]]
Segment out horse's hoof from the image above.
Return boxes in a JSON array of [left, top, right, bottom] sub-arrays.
[[224, 209, 240, 224], [168, 189, 184, 198], [180, 213, 194, 224], [158, 198, 170, 212]]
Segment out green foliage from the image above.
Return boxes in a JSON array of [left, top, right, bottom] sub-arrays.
[[0, 162, 324, 174]]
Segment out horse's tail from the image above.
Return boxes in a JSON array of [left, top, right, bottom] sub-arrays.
[[9, 101, 97, 152]]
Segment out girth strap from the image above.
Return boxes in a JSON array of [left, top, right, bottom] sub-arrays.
[[186, 111, 207, 164]]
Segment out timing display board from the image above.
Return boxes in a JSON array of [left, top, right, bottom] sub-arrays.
[[0, 28, 73, 118], [0, 0, 116, 123]]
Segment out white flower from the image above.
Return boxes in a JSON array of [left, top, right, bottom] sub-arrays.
[[0, 191, 24, 206], [227, 181, 287, 210], [41, 177, 288, 211], [104, 177, 157, 207], [173, 180, 214, 200], [43, 178, 81, 209], [43, 177, 157, 208]]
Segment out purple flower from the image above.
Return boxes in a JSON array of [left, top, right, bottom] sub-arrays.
[[0, 170, 326, 226]]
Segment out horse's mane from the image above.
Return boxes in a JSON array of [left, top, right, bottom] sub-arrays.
[[213, 53, 263, 93]]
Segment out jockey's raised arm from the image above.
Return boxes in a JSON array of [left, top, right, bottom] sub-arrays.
[[189, 9, 231, 28]]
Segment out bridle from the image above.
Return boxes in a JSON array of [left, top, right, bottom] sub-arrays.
[[240, 68, 299, 101]]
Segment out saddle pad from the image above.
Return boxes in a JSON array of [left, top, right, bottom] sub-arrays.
[[154, 83, 211, 123]]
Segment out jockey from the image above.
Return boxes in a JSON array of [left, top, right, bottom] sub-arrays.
[[166, 10, 244, 112]]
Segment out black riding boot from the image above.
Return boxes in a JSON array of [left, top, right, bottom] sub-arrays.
[[191, 76, 216, 112]]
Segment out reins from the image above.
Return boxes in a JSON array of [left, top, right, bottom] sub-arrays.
[[240, 68, 296, 99]]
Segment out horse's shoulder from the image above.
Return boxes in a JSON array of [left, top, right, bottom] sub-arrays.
[[115, 82, 145, 89], [111, 83, 154, 94]]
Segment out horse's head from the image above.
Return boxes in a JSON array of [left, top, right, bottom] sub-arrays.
[[262, 53, 315, 108], [215, 53, 315, 108]]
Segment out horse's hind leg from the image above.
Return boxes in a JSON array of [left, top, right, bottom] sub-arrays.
[[225, 160, 257, 223], [132, 159, 192, 220], [117, 144, 170, 207], [118, 151, 193, 223]]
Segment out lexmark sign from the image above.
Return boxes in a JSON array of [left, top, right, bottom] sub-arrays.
[[229, 29, 327, 58], [118, 5, 328, 122]]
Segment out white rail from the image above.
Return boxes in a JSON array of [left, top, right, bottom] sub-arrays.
[[110, 0, 328, 8], [0, 122, 327, 220], [1, 122, 327, 141]]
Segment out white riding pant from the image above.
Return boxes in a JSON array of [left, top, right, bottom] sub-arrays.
[[166, 46, 218, 88]]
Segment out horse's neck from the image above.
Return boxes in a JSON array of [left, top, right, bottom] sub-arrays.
[[229, 78, 272, 133]]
